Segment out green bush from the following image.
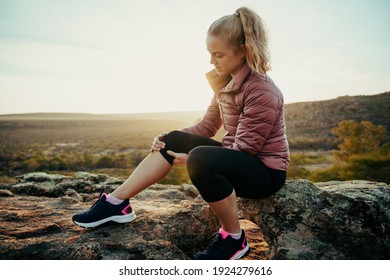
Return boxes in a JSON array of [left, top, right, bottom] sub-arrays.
[[310, 166, 342, 182], [286, 166, 311, 180], [308, 120, 390, 183], [310, 152, 390, 183]]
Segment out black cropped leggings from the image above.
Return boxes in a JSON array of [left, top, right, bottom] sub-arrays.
[[160, 130, 286, 203]]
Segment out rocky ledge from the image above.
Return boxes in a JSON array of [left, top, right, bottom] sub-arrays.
[[239, 179, 390, 259], [0, 172, 388, 260], [0, 172, 267, 260]]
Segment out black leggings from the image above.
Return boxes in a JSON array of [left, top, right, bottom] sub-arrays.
[[160, 130, 286, 203]]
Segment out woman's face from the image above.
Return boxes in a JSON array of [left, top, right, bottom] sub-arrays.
[[206, 35, 246, 77]]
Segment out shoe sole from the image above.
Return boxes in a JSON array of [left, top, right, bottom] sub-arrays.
[[73, 212, 136, 228], [230, 243, 250, 260]]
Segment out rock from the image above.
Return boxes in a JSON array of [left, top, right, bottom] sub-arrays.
[[180, 184, 199, 197], [0, 173, 225, 260], [3, 172, 385, 260], [126, 240, 188, 260], [7, 172, 117, 197], [11, 182, 61, 197], [63, 189, 84, 202], [75, 172, 110, 184], [0, 189, 13, 197], [68, 241, 102, 260], [238, 179, 390, 260], [16, 172, 70, 183]]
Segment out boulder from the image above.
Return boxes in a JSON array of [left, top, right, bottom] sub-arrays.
[[2, 172, 387, 260], [238, 179, 390, 259], [0, 172, 267, 260]]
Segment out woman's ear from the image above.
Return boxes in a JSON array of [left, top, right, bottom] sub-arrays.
[[240, 44, 246, 58]]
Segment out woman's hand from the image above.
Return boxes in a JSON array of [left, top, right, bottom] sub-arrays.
[[150, 132, 167, 152], [167, 150, 188, 165]]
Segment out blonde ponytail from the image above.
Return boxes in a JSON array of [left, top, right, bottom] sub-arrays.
[[207, 7, 271, 75]]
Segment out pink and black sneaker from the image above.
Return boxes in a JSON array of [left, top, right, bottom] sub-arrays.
[[193, 229, 250, 260], [72, 190, 136, 228]]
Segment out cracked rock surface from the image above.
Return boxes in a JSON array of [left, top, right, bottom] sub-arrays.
[[0, 172, 267, 260]]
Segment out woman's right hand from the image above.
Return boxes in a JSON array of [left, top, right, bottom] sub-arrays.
[[150, 132, 168, 152]]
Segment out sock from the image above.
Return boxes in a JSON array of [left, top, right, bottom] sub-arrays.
[[219, 228, 242, 240], [107, 194, 124, 205]]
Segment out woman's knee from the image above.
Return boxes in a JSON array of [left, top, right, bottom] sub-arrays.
[[187, 146, 210, 168], [158, 130, 182, 165], [187, 146, 221, 180], [163, 130, 182, 143], [187, 147, 233, 202]]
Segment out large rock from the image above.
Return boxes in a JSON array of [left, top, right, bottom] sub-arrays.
[[238, 179, 390, 259], [2, 172, 387, 260], [0, 172, 267, 260]]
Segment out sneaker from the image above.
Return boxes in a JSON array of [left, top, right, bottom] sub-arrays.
[[193, 230, 250, 260], [72, 190, 136, 228]]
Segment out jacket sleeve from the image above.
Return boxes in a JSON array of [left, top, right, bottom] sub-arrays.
[[230, 86, 280, 155], [181, 94, 222, 137]]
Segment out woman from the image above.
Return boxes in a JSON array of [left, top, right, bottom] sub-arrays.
[[72, 7, 289, 260]]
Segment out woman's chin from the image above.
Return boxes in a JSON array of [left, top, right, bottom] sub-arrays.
[[215, 68, 224, 76]]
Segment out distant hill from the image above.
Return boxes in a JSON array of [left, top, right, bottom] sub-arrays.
[[284, 91, 390, 149], [1, 92, 389, 150]]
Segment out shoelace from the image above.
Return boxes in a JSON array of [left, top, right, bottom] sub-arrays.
[[203, 233, 225, 253], [86, 189, 105, 212]]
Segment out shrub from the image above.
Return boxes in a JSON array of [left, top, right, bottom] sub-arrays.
[[287, 166, 311, 180], [332, 120, 387, 162], [310, 151, 390, 183]]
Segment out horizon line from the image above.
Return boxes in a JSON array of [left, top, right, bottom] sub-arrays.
[[1, 91, 388, 116]]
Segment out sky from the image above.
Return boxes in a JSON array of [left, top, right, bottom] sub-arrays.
[[0, 0, 389, 114]]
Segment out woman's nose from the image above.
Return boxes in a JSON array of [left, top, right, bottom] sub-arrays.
[[209, 55, 216, 65]]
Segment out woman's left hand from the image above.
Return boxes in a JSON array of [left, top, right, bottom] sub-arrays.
[[167, 150, 188, 165]]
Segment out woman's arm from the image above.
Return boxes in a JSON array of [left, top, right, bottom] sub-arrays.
[[181, 94, 222, 137]]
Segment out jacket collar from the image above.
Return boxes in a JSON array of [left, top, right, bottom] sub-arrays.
[[205, 63, 252, 94], [221, 63, 252, 93]]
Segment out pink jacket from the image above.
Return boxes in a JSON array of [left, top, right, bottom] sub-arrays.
[[183, 63, 290, 171]]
